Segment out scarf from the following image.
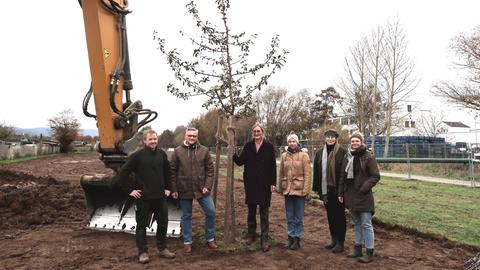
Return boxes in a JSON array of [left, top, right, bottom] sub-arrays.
[[287, 146, 300, 153], [321, 143, 339, 196], [345, 147, 357, 179]]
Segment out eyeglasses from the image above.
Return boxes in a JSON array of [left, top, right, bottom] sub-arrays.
[[187, 135, 198, 138]]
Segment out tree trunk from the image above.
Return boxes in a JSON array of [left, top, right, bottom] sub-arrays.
[[223, 116, 236, 243], [212, 115, 223, 206]]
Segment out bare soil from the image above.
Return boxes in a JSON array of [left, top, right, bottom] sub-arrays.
[[0, 152, 477, 270]]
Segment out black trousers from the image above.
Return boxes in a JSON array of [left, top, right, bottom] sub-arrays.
[[247, 204, 269, 240], [325, 187, 346, 242], [135, 198, 168, 253]]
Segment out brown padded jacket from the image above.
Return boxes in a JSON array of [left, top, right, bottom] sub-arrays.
[[170, 142, 214, 199], [277, 149, 312, 197]]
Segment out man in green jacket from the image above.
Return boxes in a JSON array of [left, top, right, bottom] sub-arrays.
[[171, 127, 216, 255], [119, 129, 176, 264]]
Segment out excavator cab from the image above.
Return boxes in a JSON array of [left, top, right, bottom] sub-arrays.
[[78, 0, 181, 236]]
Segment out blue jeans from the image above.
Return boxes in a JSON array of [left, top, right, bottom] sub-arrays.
[[180, 195, 216, 245], [350, 211, 374, 249], [284, 195, 305, 237]]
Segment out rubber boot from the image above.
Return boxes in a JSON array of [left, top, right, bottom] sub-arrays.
[[331, 240, 344, 253], [324, 236, 336, 249], [290, 237, 300, 250], [347, 244, 363, 258], [358, 248, 374, 263], [287, 235, 294, 249]]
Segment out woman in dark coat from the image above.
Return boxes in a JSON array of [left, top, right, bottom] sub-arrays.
[[313, 129, 347, 253], [233, 123, 277, 252], [338, 132, 380, 263]]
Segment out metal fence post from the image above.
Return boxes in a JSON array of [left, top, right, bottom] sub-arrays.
[[406, 143, 411, 180]]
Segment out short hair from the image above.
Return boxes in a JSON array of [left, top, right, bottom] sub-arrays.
[[251, 122, 264, 132], [143, 129, 157, 140], [185, 127, 198, 135]]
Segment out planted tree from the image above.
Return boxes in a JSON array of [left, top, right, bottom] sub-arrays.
[[154, 0, 287, 243]]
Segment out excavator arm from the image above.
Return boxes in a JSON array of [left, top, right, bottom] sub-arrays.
[[78, 0, 180, 237]]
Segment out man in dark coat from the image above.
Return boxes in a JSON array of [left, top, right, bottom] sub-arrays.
[[119, 129, 175, 264], [338, 132, 380, 263], [313, 128, 348, 253], [233, 123, 277, 252]]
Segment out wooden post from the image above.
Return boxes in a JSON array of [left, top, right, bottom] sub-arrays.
[[223, 116, 236, 243], [212, 115, 223, 206]]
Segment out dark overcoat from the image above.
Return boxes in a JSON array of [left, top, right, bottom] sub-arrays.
[[233, 140, 277, 207], [338, 146, 380, 213]]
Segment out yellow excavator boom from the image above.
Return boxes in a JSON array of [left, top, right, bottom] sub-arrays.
[[78, 0, 181, 237]]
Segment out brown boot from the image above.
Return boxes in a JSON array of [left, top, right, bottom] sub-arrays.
[[138, 252, 149, 264], [158, 248, 175, 259], [183, 244, 192, 255]]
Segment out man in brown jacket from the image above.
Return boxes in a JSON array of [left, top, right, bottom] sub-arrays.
[[171, 127, 216, 254]]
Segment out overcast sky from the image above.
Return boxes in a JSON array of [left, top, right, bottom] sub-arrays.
[[1, 0, 479, 133]]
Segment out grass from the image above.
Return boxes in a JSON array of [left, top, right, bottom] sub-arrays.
[[380, 163, 479, 181], [374, 177, 480, 248], [217, 160, 480, 249], [0, 153, 59, 164]]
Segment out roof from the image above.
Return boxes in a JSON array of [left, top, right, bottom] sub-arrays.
[[442, 121, 470, 128]]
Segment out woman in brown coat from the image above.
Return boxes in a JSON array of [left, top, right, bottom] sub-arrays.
[[277, 133, 312, 250], [338, 132, 380, 263]]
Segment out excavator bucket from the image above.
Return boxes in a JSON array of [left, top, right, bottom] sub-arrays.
[[80, 174, 182, 237]]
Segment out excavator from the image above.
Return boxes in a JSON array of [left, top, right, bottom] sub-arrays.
[[77, 0, 181, 236]]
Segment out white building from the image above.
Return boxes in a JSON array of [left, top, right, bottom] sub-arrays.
[[332, 101, 479, 145]]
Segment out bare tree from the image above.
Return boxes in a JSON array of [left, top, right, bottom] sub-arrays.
[[415, 111, 445, 137], [0, 121, 15, 141], [381, 20, 419, 156], [155, 0, 287, 243], [48, 110, 80, 153], [365, 27, 386, 152], [433, 26, 480, 111], [255, 87, 311, 145], [338, 37, 374, 135]]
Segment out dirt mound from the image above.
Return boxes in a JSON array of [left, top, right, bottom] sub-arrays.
[[0, 169, 85, 228]]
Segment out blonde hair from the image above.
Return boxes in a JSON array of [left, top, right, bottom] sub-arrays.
[[143, 129, 157, 140], [251, 122, 265, 132]]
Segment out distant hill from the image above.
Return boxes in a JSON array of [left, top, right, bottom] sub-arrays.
[[16, 127, 98, 137]]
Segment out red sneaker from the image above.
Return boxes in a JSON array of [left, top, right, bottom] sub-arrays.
[[207, 241, 218, 250]]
